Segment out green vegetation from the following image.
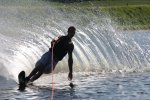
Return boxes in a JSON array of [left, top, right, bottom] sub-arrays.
[[101, 5, 150, 30], [45, 0, 150, 30]]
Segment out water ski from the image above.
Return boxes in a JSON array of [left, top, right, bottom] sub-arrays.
[[18, 71, 26, 91]]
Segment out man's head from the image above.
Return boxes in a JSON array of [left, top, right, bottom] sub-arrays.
[[67, 26, 76, 39]]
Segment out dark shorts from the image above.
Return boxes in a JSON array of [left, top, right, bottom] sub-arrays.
[[35, 51, 58, 74]]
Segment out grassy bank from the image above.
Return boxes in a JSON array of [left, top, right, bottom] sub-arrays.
[[74, 0, 150, 30], [46, 0, 150, 30], [101, 5, 150, 30]]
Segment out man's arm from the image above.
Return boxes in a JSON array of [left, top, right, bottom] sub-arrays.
[[68, 44, 74, 80]]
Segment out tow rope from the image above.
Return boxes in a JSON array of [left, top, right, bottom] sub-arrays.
[[50, 41, 55, 100]]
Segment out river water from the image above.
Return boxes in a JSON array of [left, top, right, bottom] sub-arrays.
[[1, 71, 150, 100]]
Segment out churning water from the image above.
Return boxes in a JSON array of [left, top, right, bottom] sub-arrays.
[[0, 0, 150, 99]]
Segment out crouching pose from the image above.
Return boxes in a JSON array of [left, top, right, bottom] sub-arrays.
[[25, 26, 76, 84]]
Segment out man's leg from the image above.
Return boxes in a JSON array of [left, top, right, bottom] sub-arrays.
[[27, 66, 40, 79], [26, 64, 43, 83], [30, 71, 43, 82]]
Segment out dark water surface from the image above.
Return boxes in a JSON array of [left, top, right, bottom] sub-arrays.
[[1, 72, 150, 100]]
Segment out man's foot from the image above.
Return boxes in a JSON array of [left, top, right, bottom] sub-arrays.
[[25, 77, 30, 85], [18, 71, 26, 91]]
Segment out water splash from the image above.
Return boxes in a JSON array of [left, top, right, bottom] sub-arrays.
[[0, 0, 150, 81]]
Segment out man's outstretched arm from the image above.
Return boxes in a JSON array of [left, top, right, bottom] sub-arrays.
[[68, 50, 73, 80]]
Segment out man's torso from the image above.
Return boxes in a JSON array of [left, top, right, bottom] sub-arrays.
[[50, 36, 74, 61]]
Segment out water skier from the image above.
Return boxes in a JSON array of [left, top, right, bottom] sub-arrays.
[[25, 26, 76, 84]]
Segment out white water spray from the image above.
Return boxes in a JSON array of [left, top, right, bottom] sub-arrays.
[[0, 0, 150, 81]]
